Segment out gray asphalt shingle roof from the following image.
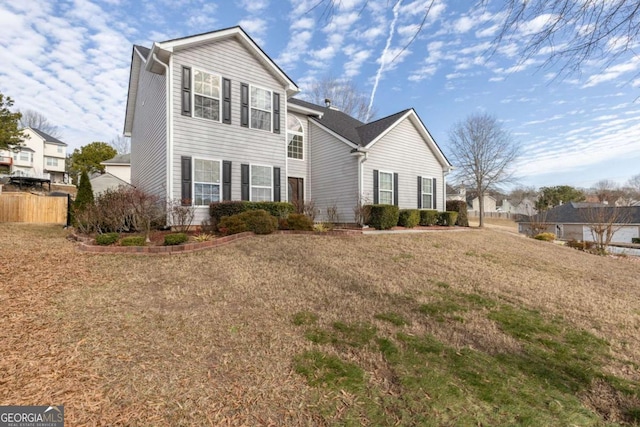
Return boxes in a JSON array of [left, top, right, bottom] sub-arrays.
[[288, 98, 410, 147], [524, 202, 640, 224], [30, 128, 67, 146], [102, 153, 131, 165], [135, 45, 150, 59]]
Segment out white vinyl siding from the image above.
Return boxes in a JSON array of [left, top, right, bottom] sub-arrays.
[[364, 117, 446, 211], [45, 157, 58, 167], [194, 158, 221, 206], [171, 37, 287, 224], [251, 164, 272, 201]]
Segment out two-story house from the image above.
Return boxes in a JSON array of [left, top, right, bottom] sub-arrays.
[[124, 26, 452, 225], [0, 127, 68, 183]]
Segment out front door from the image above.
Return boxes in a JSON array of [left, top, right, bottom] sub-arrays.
[[288, 177, 304, 212]]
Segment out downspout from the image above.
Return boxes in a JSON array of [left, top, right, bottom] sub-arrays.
[[152, 52, 172, 224], [352, 148, 368, 205], [443, 167, 451, 212]]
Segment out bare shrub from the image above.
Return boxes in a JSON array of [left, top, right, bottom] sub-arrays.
[[200, 218, 216, 234], [303, 199, 319, 222], [326, 201, 340, 224], [353, 196, 371, 227], [168, 199, 195, 233], [127, 189, 164, 242]]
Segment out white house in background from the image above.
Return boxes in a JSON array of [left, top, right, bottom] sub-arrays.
[[0, 128, 68, 183], [471, 195, 497, 213], [500, 197, 537, 216], [124, 26, 453, 225], [101, 153, 131, 183]]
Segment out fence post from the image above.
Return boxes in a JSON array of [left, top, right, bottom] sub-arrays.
[[66, 194, 72, 228]]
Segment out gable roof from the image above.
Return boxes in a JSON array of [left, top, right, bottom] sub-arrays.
[[148, 26, 298, 95], [523, 202, 640, 224], [288, 98, 452, 169], [101, 153, 130, 165], [29, 128, 67, 146], [90, 172, 133, 195]]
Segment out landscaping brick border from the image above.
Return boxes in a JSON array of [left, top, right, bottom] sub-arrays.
[[70, 229, 363, 255]]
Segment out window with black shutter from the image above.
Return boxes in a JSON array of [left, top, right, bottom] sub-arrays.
[[273, 93, 280, 134], [273, 167, 281, 201], [241, 164, 249, 200]]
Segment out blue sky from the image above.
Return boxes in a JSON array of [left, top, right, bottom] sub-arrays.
[[1, 0, 639, 190]]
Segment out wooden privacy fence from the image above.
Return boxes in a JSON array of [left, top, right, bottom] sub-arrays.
[[0, 193, 68, 224]]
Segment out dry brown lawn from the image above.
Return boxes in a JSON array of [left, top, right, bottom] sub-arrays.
[[1, 223, 639, 425]]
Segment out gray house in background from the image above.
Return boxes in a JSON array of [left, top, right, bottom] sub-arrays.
[[518, 202, 640, 243], [124, 26, 452, 225]]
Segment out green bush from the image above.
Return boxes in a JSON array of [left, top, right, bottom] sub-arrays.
[[164, 233, 188, 246], [287, 213, 314, 231], [632, 237, 640, 244], [398, 209, 420, 228], [366, 205, 399, 230], [95, 232, 119, 246], [446, 200, 469, 227], [218, 215, 249, 236], [419, 210, 439, 226], [120, 236, 147, 246], [534, 232, 556, 242], [210, 201, 295, 225], [438, 211, 458, 227], [218, 210, 277, 235]]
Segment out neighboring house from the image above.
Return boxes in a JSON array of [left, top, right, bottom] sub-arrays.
[[446, 183, 466, 202], [500, 198, 537, 215], [90, 172, 133, 196], [0, 128, 68, 183], [124, 26, 452, 225], [101, 153, 131, 183], [470, 195, 497, 213], [518, 202, 640, 243]]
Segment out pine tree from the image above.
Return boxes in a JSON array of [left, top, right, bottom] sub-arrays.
[[74, 170, 94, 211]]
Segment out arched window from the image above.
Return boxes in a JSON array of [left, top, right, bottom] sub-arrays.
[[287, 115, 303, 160]]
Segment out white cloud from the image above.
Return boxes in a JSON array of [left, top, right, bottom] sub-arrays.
[[582, 56, 640, 88], [239, 0, 269, 13]]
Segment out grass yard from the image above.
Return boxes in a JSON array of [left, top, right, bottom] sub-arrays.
[[1, 223, 639, 426]]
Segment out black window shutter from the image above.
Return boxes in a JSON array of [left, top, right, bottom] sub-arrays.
[[417, 176, 422, 209], [273, 167, 281, 202], [273, 93, 280, 134], [181, 156, 192, 205], [433, 178, 437, 210], [182, 67, 191, 116], [393, 173, 399, 206], [373, 170, 379, 204], [222, 78, 231, 124], [223, 161, 232, 201], [240, 83, 249, 127], [241, 164, 250, 201]]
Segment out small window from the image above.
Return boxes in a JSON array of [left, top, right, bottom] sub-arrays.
[[46, 157, 58, 167], [379, 171, 393, 205], [57, 146, 63, 154], [421, 177, 433, 209], [287, 115, 303, 159], [250, 86, 272, 131], [251, 165, 272, 201], [19, 152, 29, 162], [193, 69, 221, 121], [194, 158, 221, 206]]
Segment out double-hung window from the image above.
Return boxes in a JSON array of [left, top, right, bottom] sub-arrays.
[[193, 69, 221, 121], [19, 151, 29, 162], [251, 165, 272, 201], [421, 177, 433, 209], [379, 171, 394, 205], [287, 115, 303, 159], [194, 159, 221, 206], [46, 157, 58, 167], [250, 86, 272, 131]]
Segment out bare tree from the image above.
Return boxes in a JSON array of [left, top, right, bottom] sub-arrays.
[[448, 113, 519, 228], [581, 205, 632, 254], [591, 179, 623, 205], [306, 75, 377, 121], [623, 173, 640, 203], [491, 0, 640, 76], [109, 135, 130, 154], [18, 109, 61, 138]]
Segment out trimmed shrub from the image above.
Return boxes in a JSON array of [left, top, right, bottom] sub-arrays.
[[446, 200, 469, 227], [120, 236, 147, 246], [534, 232, 556, 242], [218, 215, 249, 236], [287, 213, 314, 231], [210, 201, 295, 225], [366, 205, 399, 230], [632, 237, 640, 244], [164, 233, 188, 246], [438, 211, 458, 227], [95, 232, 119, 246], [419, 210, 439, 226], [398, 209, 420, 228]]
